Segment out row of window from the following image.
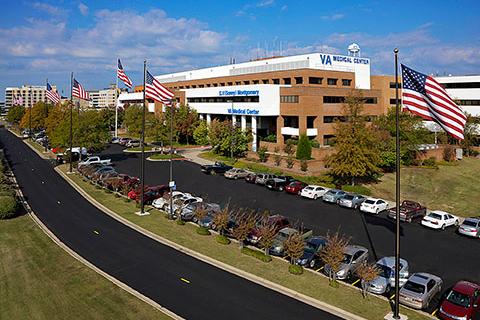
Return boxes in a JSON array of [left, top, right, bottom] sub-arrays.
[[187, 96, 260, 103], [456, 99, 480, 106], [323, 96, 378, 104], [441, 82, 480, 89], [323, 115, 377, 123], [186, 95, 379, 104], [280, 95, 299, 103]]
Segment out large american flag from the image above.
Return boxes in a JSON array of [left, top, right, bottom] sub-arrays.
[[117, 59, 132, 88], [72, 78, 90, 101], [401, 64, 467, 140], [13, 94, 23, 105], [46, 82, 61, 104], [145, 70, 174, 104]]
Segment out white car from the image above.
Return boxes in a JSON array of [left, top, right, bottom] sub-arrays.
[[300, 185, 329, 200], [164, 196, 203, 214], [360, 198, 389, 214], [421, 210, 459, 230], [152, 191, 191, 210]]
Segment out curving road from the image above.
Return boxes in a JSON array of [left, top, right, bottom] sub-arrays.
[[0, 129, 340, 320]]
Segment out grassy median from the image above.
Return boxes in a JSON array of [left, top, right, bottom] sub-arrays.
[[0, 214, 170, 320], [61, 164, 430, 320]]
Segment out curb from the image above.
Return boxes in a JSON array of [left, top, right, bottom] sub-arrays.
[[146, 156, 187, 162], [56, 166, 369, 320], [8, 129, 51, 160]]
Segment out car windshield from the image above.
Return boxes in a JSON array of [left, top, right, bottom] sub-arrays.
[[342, 254, 352, 263], [304, 242, 318, 254], [326, 190, 337, 195], [403, 281, 425, 294], [343, 195, 354, 200], [277, 232, 289, 241], [428, 213, 443, 220], [446, 289, 471, 308], [376, 264, 393, 278], [463, 220, 478, 227], [364, 199, 375, 204]]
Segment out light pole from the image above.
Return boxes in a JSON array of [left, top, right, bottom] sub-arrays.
[[69, 72, 74, 173], [169, 100, 175, 220]]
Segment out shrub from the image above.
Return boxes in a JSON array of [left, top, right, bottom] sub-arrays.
[[216, 234, 231, 245], [285, 138, 298, 146], [176, 219, 186, 226], [274, 154, 282, 166], [286, 156, 294, 169], [105, 189, 112, 194], [95, 185, 101, 189], [0, 196, 18, 219], [443, 145, 456, 162], [422, 157, 438, 168], [196, 226, 211, 236], [123, 198, 131, 203], [288, 264, 304, 275], [310, 139, 320, 148], [300, 160, 308, 172], [341, 184, 372, 196], [296, 134, 312, 160], [257, 146, 269, 163], [261, 134, 277, 142], [114, 193, 120, 198], [241, 247, 272, 262]]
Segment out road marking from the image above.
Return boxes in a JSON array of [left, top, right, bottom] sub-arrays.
[[180, 278, 190, 284], [352, 279, 360, 286], [431, 309, 438, 316], [57, 201, 61, 204], [389, 294, 395, 300], [93, 230, 99, 235], [316, 266, 324, 272]]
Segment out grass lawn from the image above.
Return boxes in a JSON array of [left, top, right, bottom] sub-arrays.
[[124, 146, 156, 152], [0, 214, 170, 320], [24, 139, 54, 158], [62, 165, 430, 320], [149, 154, 184, 160], [368, 157, 480, 217]]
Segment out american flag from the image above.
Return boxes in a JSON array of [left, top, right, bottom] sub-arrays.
[[117, 59, 132, 88], [72, 78, 90, 101], [13, 94, 23, 105], [46, 82, 61, 104], [401, 64, 467, 140], [145, 70, 174, 104]]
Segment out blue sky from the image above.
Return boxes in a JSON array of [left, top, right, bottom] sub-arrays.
[[1, 0, 479, 99]]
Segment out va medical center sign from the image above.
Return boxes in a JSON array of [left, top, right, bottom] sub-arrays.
[[314, 53, 371, 89], [219, 89, 259, 96], [319, 54, 369, 66]]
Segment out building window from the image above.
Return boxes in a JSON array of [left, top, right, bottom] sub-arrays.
[[199, 85, 204, 88], [389, 82, 402, 89], [213, 83, 218, 87], [280, 95, 299, 103], [273, 79, 280, 84], [342, 79, 352, 86], [323, 135, 336, 146], [192, 85, 197, 88], [284, 116, 298, 128], [390, 98, 401, 105], [253, 80, 259, 84], [441, 82, 480, 89], [363, 97, 377, 104], [244, 81, 250, 85], [262, 79, 269, 84], [206, 84, 211, 87], [456, 99, 480, 105], [323, 96, 344, 104], [309, 77, 323, 84], [186, 86, 190, 89], [307, 116, 316, 128], [283, 78, 291, 85], [295, 77, 303, 84], [323, 116, 346, 123], [187, 96, 260, 103], [227, 82, 233, 86], [220, 83, 225, 86], [327, 78, 338, 85], [235, 81, 241, 85]]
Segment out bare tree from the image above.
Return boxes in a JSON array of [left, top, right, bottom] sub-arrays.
[[232, 210, 256, 249], [356, 261, 380, 298], [284, 233, 305, 264], [193, 205, 208, 223], [213, 205, 230, 236], [258, 219, 277, 256], [320, 232, 349, 285]]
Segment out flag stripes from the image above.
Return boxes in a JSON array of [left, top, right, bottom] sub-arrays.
[[145, 70, 174, 104], [46, 82, 60, 104], [72, 78, 90, 101], [117, 59, 132, 88]]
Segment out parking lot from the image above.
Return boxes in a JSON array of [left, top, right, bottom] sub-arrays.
[[101, 144, 479, 312]]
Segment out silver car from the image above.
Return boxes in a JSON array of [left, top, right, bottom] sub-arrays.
[[324, 245, 368, 280], [322, 189, 347, 204], [364, 257, 409, 295], [254, 173, 275, 185], [399, 272, 443, 309], [338, 194, 366, 209], [458, 217, 480, 238], [224, 168, 251, 180]]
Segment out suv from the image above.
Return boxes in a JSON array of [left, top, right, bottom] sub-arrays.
[[247, 214, 289, 245], [387, 200, 427, 223], [365, 257, 409, 295], [399, 273, 443, 310], [224, 168, 251, 180], [324, 245, 369, 280], [438, 280, 480, 320], [458, 217, 480, 238], [265, 176, 295, 191], [255, 173, 276, 185]]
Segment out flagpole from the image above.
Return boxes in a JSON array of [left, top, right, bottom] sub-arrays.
[[45, 78, 48, 152], [169, 100, 174, 220], [29, 85, 32, 140], [393, 48, 401, 320], [115, 58, 119, 138], [69, 72, 74, 173], [140, 60, 146, 215]]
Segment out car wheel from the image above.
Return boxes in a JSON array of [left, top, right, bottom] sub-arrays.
[[346, 271, 352, 281], [376, 208, 380, 215], [441, 224, 446, 230], [385, 284, 391, 294], [313, 194, 318, 200], [192, 217, 197, 223], [211, 223, 216, 230], [298, 191, 302, 195], [407, 217, 412, 223], [354, 204, 359, 210], [454, 220, 459, 227], [279, 186, 284, 191], [211, 170, 216, 175]]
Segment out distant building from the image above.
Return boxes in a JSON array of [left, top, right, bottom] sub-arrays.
[[4, 85, 53, 110], [0, 101, 6, 116], [435, 75, 480, 117], [87, 84, 124, 109]]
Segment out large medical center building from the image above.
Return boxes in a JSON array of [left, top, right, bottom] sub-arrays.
[[118, 51, 479, 151]]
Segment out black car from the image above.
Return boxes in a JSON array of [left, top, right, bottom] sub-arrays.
[[201, 162, 233, 175], [265, 176, 296, 191], [296, 236, 328, 268]]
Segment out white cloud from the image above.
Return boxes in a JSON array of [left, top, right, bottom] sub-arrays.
[[32, 2, 64, 16], [281, 5, 288, 11], [257, 0, 275, 7], [78, 3, 89, 16], [321, 13, 345, 21]]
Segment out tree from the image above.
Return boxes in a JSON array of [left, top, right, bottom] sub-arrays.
[[213, 206, 230, 235], [461, 114, 480, 156], [326, 93, 381, 185], [284, 232, 305, 264], [356, 261, 380, 298], [193, 120, 209, 145], [175, 104, 198, 144], [296, 134, 312, 160], [320, 232, 349, 286], [209, 119, 252, 157], [6, 105, 25, 125], [258, 218, 277, 256], [232, 210, 256, 249], [123, 104, 143, 137], [19, 101, 53, 130], [76, 110, 111, 151], [257, 146, 268, 162]]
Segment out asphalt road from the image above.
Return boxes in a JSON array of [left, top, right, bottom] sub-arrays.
[[101, 144, 480, 310], [0, 129, 341, 320]]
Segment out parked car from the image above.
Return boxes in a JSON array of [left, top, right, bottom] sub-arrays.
[[269, 227, 312, 256], [136, 185, 169, 204], [364, 257, 409, 295], [458, 217, 480, 238], [117, 176, 140, 195], [360, 198, 389, 215], [201, 162, 233, 175], [127, 185, 150, 200], [296, 236, 328, 268], [300, 185, 329, 199], [338, 193, 366, 209], [78, 163, 103, 176], [165, 195, 203, 216], [421, 211, 460, 230], [324, 245, 368, 280], [152, 191, 192, 210], [90, 166, 115, 181], [179, 202, 221, 221], [322, 189, 347, 204], [224, 168, 251, 179], [118, 137, 131, 145], [244, 173, 257, 184], [285, 181, 307, 195], [126, 139, 141, 148], [387, 200, 427, 223], [399, 272, 443, 310], [111, 137, 120, 144], [101, 173, 130, 190], [78, 156, 112, 167], [94, 170, 118, 184], [254, 173, 276, 185], [438, 280, 480, 320], [198, 211, 220, 229], [247, 214, 289, 245], [265, 176, 296, 191]]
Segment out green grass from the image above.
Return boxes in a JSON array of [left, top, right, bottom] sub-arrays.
[[61, 164, 430, 320], [24, 139, 54, 158], [124, 146, 156, 152], [0, 214, 170, 320], [368, 157, 480, 217], [149, 154, 185, 160]]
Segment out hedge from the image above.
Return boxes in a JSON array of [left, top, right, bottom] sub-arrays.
[[241, 247, 272, 263], [288, 264, 304, 275], [216, 235, 231, 245], [0, 195, 18, 219], [196, 226, 211, 236]]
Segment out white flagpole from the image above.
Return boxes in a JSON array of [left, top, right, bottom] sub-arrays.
[[115, 58, 119, 138]]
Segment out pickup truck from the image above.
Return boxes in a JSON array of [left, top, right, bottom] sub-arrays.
[[387, 200, 427, 223], [265, 176, 296, 191], [247, 214, 290, 245], [201, 162, 233, 175], [78, 156, 111, 167], [269, 227, 313, 256]]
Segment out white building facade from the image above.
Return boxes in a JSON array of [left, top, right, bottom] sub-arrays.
[[4, 85, 48, 110], [435, 75, 480, 117]]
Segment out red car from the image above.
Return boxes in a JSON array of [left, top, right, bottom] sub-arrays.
[[285, 181, 307, 195], [131, 185, 169, 204], [128, 185, 150, 200], [438, 280, 480, 320]]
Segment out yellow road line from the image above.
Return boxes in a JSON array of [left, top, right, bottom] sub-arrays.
[[180, 278, 190, 284], [431, 309, 438, 316], [93, 230, 99, 235], [315, 266, 324, 272], [389, 294, 395, 300], [352, 279, 360, 286]]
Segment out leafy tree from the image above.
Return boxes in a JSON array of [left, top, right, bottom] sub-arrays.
[[6, 105, 25, 125], [257, 146, 268, 162], [19, 101, 53, 130], [99, 108, 124, 131], [45, 103, 70, 146], [284, 232, 305, 265], [193, 120, 210, 145], [123, 104, 143, 137], [296, 134, 312, 160], [320, 232, 349, 286], [300, 159, 308, 172], [76, 110, 111, 151], [175, 104, 198, 144], [232, 210, 256, 249], [212, 206, 230, 235], [326, 93, 381, 185], [209, 119, 252, 157], [258, 218, 277, 256], [356, 261, 380, 298], [461, 114, 480, 156]]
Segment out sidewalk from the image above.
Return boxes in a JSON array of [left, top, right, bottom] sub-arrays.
[[179, 147, 214, 166]]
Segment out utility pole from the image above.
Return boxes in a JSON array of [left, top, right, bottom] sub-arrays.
[[69, 72, 74, 173], [44, 79, 48, 152], [115, 58, 119, 138], [140, 60, 146, 215], [169, 100, 175, 220], [29, 85, 32, 140]]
